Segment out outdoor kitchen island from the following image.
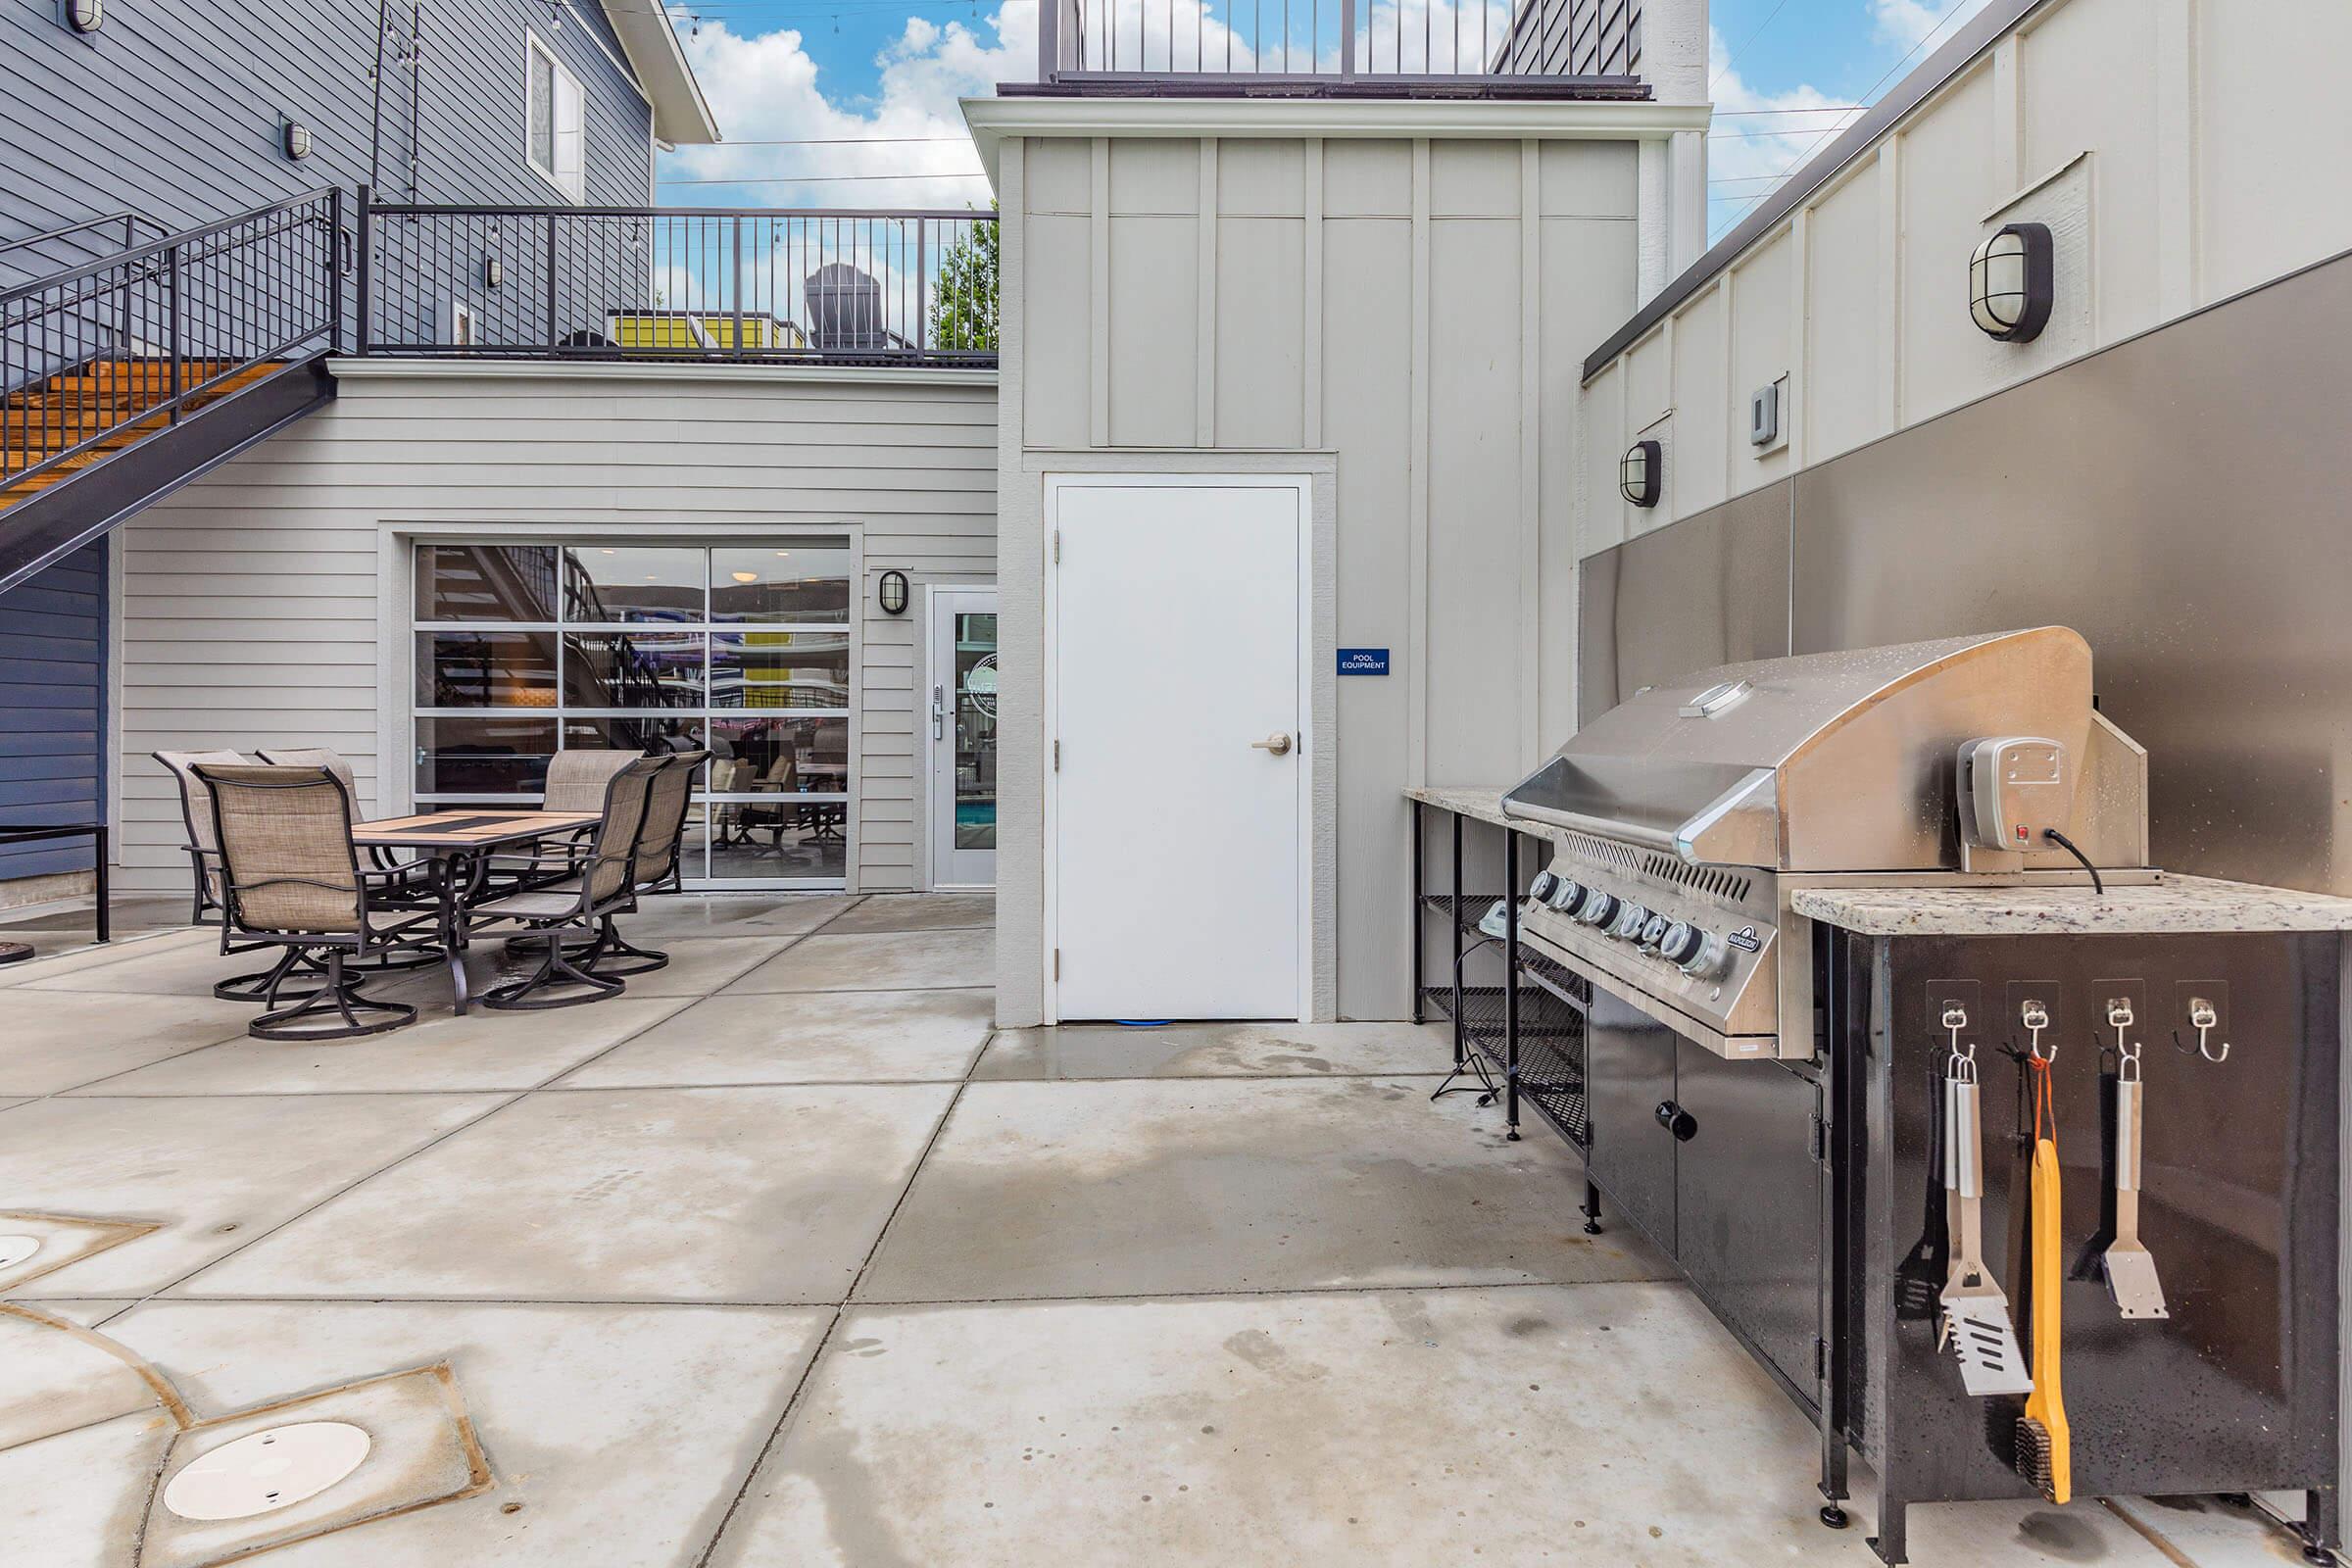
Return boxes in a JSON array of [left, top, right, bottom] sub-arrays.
[[1410, 628, 2350, 1567]]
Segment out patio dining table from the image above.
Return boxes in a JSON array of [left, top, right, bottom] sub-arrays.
[[351, 809, 600, 1013]]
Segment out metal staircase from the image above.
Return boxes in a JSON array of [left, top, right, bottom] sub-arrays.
[[0, 190, 346, 592]]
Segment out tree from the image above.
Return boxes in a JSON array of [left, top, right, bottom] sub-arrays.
[[927, 205, 999, 352]]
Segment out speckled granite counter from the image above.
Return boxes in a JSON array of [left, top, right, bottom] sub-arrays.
[[1403, 787, 1516, 831], [1791, 873, 2352, 936]]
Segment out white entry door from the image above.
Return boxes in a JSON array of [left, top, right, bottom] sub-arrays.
[[1050, 475, 1306, 1020], [928, 586, 998, 889]]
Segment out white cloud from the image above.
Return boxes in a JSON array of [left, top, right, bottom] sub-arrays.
[[1705, 26, 1864, 241], [658, 6, 1034, 210]]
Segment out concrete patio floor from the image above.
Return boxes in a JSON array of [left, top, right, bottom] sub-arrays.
[[0, 893, 2314, 1565]]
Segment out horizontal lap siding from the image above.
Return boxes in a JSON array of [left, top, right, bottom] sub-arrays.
[[0, 542, 106, 882], [116, 369, 999, 894]]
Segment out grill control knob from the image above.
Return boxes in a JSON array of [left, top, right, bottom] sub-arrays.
[[1609, 902, 1651, 942], [1546, 878, 1586, 913], [1529, 870, 1559, 904], [1576, 891, 1620, 928], [1657, 919, 1708, 968], [1639, 912, 1672, 952]]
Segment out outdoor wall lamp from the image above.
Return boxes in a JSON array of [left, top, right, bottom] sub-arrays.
[[66, 0, 103, 33], [1969, 221, 2053, 342], [282, 122, 314, 161], [877, 569, 910, 615], [483, 256, 504, 289], [1619, 439, 1662, 509]]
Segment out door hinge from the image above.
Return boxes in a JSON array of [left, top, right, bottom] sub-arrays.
[[1054, 739, 1060, 771], [1053, 529, 1061, 564], [1814, 1336, 1829, 1383], [1054, 949, 1061, 980], [1809, 1110, 1830, 1164]]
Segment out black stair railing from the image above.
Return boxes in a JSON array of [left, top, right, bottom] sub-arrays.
[[1, 188, 344, 498]]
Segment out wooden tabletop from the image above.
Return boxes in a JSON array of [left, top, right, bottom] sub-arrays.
[[351, 809, 598, 849]]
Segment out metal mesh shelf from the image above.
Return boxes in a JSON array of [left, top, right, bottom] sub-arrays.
[[1419, 893, 1503, 935]]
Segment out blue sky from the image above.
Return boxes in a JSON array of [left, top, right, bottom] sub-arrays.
[[649, 0, 1994, 240]]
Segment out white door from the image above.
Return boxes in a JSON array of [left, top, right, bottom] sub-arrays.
[[1050, 476, 1306, 1020], [928, 586, 998, 889]]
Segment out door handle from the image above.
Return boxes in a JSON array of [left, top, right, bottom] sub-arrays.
[[1250, 732, 1295, 756], [931, 683, 946, 741], [1654, 1100, 1697, 1142]]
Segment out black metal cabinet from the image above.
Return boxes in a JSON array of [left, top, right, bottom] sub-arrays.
[[1675, 1046, 1823, 1396], [1584, 986, 1679, 1252]]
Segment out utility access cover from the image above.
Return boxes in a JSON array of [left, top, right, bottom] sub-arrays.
[[164, 1422, 372, 1521]]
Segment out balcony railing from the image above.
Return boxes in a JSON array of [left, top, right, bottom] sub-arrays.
[[1032, 0, 1644, 92], [357, 197, 998, 368]]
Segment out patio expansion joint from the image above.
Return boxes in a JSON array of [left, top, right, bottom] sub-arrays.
[[690, 1009, 984, 1568]]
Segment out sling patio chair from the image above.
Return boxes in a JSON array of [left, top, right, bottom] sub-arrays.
[[492, 747, 645, 901], [577, 748, 706, 977], [155, 748, 322, 1004], [465, 755, 665, 1009], [191, 763, 443, 1040]]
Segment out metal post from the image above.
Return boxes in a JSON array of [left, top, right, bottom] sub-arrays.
[[166, 242, 182, 421], [93, 825, 110, 944], [915, 220, 928, 355], [355, 186, 372, 355], [1038, 0, 1060, 79], [328, 188, 346, 355], [731, 215, 745, 358], [545, 213, 560, 351], [1503, 830, 1521, 1140], [1448, 811, 1464, 1069], [1340, 0, 1357, 80], [1410, 798, 1424, 1023]]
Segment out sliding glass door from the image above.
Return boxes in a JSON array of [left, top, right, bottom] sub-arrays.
[[411, 539, 853, 887]]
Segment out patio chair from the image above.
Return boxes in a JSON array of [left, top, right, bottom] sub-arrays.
[[190, 763, 441, 1040], [466, 756, 665, 1010], [155, 748, 327, 1004], [493, 747, 643, 903], [254, 747, 355, 791], [579, 749, 707, 977]]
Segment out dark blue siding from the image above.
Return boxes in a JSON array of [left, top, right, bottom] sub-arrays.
[[0, 0, 654, 272], [0, 539, 105, 881]]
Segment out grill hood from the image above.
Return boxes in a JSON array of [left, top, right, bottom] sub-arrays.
[[1503, 626, 2147, 873]]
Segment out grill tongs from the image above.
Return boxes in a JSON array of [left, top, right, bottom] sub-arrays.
[[1938, 1013, 2035, 1396]]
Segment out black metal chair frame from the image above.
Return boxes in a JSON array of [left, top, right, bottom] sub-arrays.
[[582, 750, 706, 978], [156, 750, 331, 1003], [468, 758, 665, 1011], [193, 764, 444, 1040]]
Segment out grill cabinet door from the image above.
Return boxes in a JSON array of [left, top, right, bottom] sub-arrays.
[[1673, 1046, 1823, 1394], [1584, 986, 1679, 1253]]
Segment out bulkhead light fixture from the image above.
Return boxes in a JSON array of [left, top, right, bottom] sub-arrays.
[[483, 256, 504, 289], [1619, 439, 1662, 509], [877, 569, 910, 615], [1969, 222, 2053, 342], [282, 122, 313, 161], [66, 0, 102, 33]]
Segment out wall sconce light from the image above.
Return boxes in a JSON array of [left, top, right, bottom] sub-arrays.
[[281, 121, 313, 161], [1748, 382, 1781, 449], [877, 569, 910, 615], [65, 0, 103, 33], [1619, 439, 1662, 509], [1969, 221, 2053, 342], [483, 256, 504, 289]]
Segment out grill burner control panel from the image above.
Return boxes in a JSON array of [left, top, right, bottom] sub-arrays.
[[1514, 830, 1786, 1055]]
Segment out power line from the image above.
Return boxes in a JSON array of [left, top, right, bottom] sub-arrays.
[[1709, 0, 1797, 90], [659, 171, 991, 183], [1712, 105, 1865, 116], [690, 135, 974, 147]]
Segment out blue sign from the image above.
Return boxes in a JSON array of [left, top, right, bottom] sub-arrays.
[[1338, 647, 1391, 676]]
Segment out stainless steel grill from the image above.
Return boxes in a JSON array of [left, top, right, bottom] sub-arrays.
[[1501, 626, 2150, 1057]]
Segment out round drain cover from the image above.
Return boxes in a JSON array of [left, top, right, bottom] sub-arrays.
[[164, 1421, 371, 1521], [0, 1235, 39, 1270]]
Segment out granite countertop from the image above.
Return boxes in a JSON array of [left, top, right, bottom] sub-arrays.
[[1791, 874, 2352, 936], [1403, 786, 1517, 830]]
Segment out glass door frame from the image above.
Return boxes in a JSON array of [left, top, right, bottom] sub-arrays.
[[390, 524, 862, 893], [926, 583, 997, 891]]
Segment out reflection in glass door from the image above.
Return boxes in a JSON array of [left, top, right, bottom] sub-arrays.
[[929, 587, 996, 889]]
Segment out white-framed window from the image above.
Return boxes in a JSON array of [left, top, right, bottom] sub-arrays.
[[526, 30, 584, 201], [410, 540, 858, 888], [446, 299, 480, 347]]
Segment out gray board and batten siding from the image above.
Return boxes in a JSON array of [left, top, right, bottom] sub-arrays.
[[0, 539, 105, 884], [0, 0, 653, 269], [110, 363, 998, 898], [1580, 241, 2352, 900]]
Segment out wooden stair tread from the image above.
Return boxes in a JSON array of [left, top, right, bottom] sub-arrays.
[[0, 360, 292, 508]]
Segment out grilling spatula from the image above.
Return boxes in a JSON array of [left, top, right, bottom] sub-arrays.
[[2103, 1041, 2169, 1319], [1939, 1048, 2034, 1397]]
